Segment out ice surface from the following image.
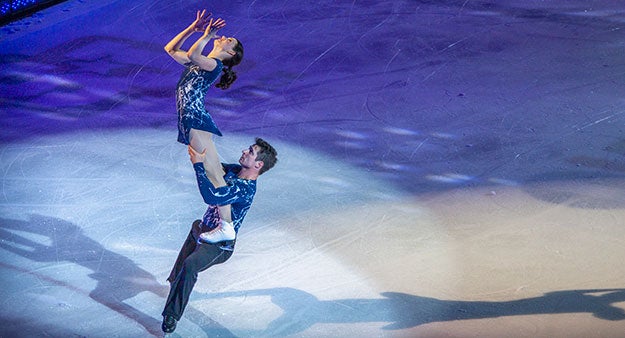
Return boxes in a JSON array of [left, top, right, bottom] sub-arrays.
[[1, 0, 625, 337]]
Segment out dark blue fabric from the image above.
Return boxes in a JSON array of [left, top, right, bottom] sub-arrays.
[[163, 221, 233, 320], [193, 163, 257, 234], [176, 59, 224, 144]]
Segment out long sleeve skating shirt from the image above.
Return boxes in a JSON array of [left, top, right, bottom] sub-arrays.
[[193, 162, 257, 234]]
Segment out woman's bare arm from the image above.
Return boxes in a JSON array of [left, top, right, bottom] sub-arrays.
[[164, 10, 211, 65], [187, 17, 225, 71]]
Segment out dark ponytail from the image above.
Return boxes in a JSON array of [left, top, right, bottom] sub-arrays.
[[216, 39, 244, 90]]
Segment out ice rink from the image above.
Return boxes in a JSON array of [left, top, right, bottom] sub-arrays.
[[1, 1, 625, 337]]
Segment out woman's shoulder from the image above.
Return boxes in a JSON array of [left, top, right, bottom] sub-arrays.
[[197, 58, 223, 75], [184, 59, 222, 73]]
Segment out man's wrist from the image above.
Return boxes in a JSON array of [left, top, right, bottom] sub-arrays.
[[193, 162, 205, 172]]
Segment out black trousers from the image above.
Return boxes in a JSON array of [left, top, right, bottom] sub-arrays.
[[162, 220, 233, 320]]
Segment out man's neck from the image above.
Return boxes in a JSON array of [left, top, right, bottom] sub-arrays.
[[237, 168, 258, 181]]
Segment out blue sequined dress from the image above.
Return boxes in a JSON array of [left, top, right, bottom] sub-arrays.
[[176, 59, 224, 144]]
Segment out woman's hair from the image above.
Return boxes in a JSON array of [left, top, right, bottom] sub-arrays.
[[216, 39, 244, 90]]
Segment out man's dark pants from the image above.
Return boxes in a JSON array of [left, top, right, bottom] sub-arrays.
[[162, 220, 233, 320]]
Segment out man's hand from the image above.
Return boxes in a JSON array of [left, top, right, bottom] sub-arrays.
[[188, 145, 206, 164]]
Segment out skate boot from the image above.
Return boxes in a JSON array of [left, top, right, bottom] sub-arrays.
[[199, 220, 236, 243], [162, 315, 177, 333]]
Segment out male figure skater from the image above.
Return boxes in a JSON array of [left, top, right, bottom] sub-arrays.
[[161, 137, 278, 333]]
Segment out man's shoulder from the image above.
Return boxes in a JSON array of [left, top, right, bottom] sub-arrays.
[[222, 163, 242, 173]]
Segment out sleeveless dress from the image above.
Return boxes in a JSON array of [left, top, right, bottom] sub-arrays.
[[176, 59, 223, 145]]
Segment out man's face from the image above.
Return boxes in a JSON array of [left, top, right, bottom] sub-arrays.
[[239, 144, 261, 169]]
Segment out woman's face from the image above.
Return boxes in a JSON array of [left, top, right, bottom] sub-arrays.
[[215, 36, 238, 55]]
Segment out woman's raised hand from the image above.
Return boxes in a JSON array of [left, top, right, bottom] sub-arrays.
[[202, 17, 226, 38], [191, 9, 212, 32]]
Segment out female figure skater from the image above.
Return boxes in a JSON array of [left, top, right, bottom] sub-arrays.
[[164, 9, 244, 242]]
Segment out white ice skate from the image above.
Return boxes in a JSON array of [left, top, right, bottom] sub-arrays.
[[199, 220, 236, 243]]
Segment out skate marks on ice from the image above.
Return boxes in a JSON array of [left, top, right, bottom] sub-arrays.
[[0, 215, 234, 337], [0, 33, 175, 144], [0, 131, 399, 337]]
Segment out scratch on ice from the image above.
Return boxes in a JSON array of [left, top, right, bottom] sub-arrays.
[[577, 111, 624, 131]]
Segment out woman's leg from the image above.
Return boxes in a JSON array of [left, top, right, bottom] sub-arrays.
[[188, 128, 232, 222], [189, 129, 226, 184]]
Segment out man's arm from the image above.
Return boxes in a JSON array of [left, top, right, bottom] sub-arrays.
[[189, 146, 240, 205], [188, 136, 233, 222], [188, 131, 226, 185], [193, 163, 241, 205]]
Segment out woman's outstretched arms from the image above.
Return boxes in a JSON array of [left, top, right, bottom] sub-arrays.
[[187, 17, 226, 71], [164, 9, 211, 65]]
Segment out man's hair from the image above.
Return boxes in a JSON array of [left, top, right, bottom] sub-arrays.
[[254, 137, 277, 175]]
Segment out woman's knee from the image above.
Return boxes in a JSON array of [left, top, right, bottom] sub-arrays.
[[189, 129, 214, 149]]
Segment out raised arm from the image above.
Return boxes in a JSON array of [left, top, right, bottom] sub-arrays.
[[164, 10, 211, 65], [186, 17, 226, 71]]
